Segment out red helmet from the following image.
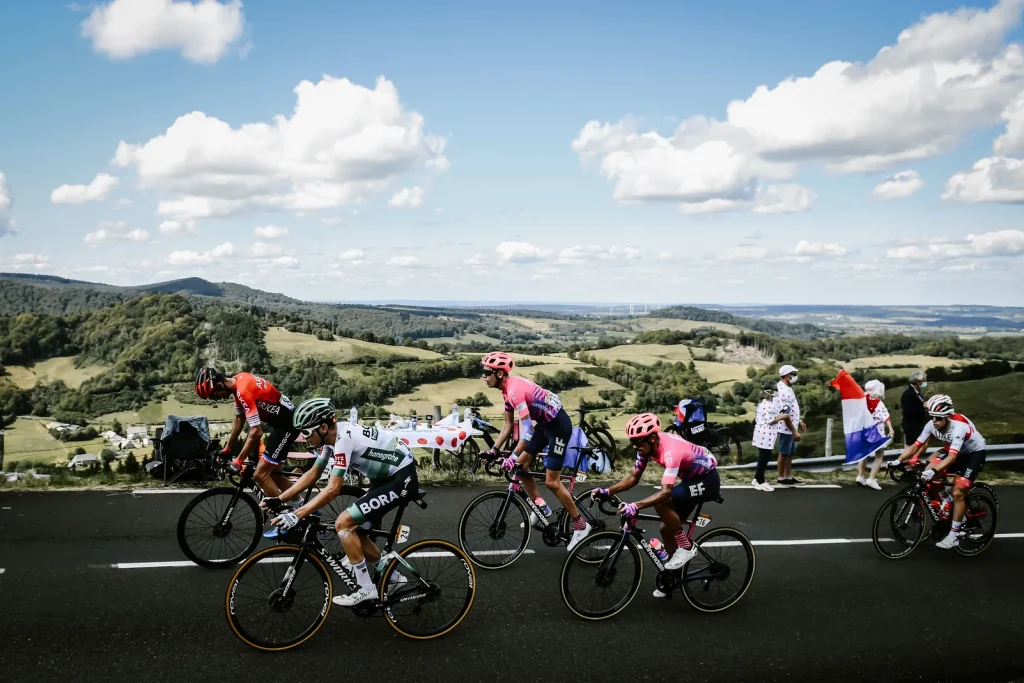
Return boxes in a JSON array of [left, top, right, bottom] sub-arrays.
[[626, 413, 661, 440], [481, 351, 514, 372], [194, 366, 224, 400]]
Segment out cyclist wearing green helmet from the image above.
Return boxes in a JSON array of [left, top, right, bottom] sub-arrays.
[[265, 397, 418, 607]]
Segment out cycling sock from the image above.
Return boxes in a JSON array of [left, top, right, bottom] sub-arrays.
[[351, 559, 374, 591], [674, 528, 692, 550], [573, 514, 587, 530], [951, 520, 962, 532]]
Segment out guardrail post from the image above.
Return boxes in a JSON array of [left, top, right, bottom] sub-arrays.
[[825, 418, 833, 458], [0, 430, 5, 471]]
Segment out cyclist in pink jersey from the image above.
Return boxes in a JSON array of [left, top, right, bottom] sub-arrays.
[[480, 351, 592, 551], [593, 413, 719, 581]]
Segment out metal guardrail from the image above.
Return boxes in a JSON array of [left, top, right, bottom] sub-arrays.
[[719, 443, 1024, 473]]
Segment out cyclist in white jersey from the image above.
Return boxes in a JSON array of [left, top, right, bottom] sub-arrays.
[[889, 394, 987, 549], [264, 398, 418, 606]]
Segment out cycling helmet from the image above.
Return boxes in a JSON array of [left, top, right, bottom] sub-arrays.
[[864, 379, 885, 399], [481, 351, 514, 372], [625, 413, 661, 440], [194, 366, 224, 400], [925, 394, 954, 417], [294, 397, 336, 431]]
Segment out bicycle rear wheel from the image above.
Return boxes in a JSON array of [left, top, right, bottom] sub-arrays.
[[380, 539, 477, 639], [458, 490, 532, 569], [955, 486, 999, 557], [872, 493, 927, 559], [177, 487, 263, 568], [680, 527, 755, 612], [561, 531, 642, 620], [225, 546, 332, 651], [585, 426, 617, 471]]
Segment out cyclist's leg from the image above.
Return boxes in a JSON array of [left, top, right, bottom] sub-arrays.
[[519, 426, 548, 505], [949, 451, 985, 524], [654, 500, 683, 553], [665, 469, 720, 568], [541, 416, 577, 517], [254, 425, 300, 496]]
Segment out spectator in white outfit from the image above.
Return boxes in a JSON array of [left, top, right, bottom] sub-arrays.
[[775, 364, 807, 486], [751, 383, 786, 492], [855, 379, 894, 490]]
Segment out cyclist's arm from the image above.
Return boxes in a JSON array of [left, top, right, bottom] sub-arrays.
[[278, 457, 327, 504], [225, 414, 245, 449], [238, 423, 263, 462], [930, 448, 959, 474], [897, 434, 930, 462], [493, 409, 515, 451], [292, 472, 343, 519]]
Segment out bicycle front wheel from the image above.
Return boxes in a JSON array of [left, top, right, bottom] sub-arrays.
[[177, 487, 263, 568], [872, 493, 927, 559], [561, 531, 642, 620], [225, 546, 332, 651], [381, 539, 477, 639], [681, 527, 755, 613], [458, 490, 532, 569], [559, 488, 617, 562]]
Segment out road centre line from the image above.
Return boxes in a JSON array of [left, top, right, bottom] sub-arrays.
[[100, 549, 535, 569]]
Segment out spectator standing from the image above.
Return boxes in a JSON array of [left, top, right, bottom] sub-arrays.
[[855, 379, 894, 490], [775, 364, 807, 486], [751, 382, 785, 492], [900, 371, 928, 446]]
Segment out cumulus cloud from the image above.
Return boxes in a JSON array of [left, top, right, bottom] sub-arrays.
[[0, 172, 13, 237], [871, 170, 925, 200], [81, 0, 246, 64], [886, 229, 1024, 259], [388, 186, 425, 209], [50, 173, 119, 204], [253, 224, 288, 239], [495, 241, 553, 264], [251, 242, 281, 257], [943, 156, 1024, 203], [386, 255, 424, 268], [159, 219, 197, 235], [4, 253, 50, 271], [575, 0, 1024, 208], [719, 245, 769, 261], [110, 76, 448, 222], [556, 245, 642, 265], [338, 249, 367, 266], [793, 240, 848, 257], [84, 221, 150, 244], [115, 197, 133, 208], [166, 241, 234, 265]]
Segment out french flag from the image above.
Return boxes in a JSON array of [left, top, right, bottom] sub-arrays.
[[829, 369, 893, 465]]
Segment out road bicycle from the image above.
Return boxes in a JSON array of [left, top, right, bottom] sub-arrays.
[[177, 455, 364, 568], [872, 461, 998, 559], [225, 487, 476, 650], [560, 493, 755, 620], [576, 407, 618, 473], [664, 419, 743, 464], [456, 447, 616, 569]]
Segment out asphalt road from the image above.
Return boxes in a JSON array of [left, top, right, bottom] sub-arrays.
[[1, 482, 1023, 683]]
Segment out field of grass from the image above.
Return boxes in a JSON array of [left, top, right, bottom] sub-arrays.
[[265, 327, 441, 362], [693, 360, 751, 384], [94, 397, 237, 427], [587, 343, 694, 365], [628, 317, 745, 334], [841, 355, 981, 370], [2, 418, 107, 465], [4, 356, 108, 390], [497, 315, 553, 332], [422, 333, 503, 347]]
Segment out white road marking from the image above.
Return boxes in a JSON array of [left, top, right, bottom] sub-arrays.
[[654, 484, 842, 490], [103, 548, 534, 569], [131, 488, 206, 495]]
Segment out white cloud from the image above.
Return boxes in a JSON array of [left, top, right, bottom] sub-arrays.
[[251, 242, 281, 257], [464, 253, 486, 267], [388, 186, 425, 209], [556, 245, 642, 265], [84, 222, 150, 244], [495, 240, 552, 264], [793, 240, 848, 257], [253, 224, 288, 239], [658, 251, 674, 260], [720, 246, 769, 261], [126, 228, 150, 241], [82, 0, 245, 64], [159, 219, 197, 235], [115, 197, 133, 208], [751, 184, 816, 214], [575, 0, 1024, 208], [1, 253, 50, 271], [50, 173, 119, 204], [268, 255, 299, 269], [942, 156, 1024, 203], [886, 229, 1024, 259], [166, 240, 234, 265], [386, 255, 423, 268], [111, 75, 448, 221], [338, 249, 367, 266], [871, 170, 925, 200], [0, 172, 11, 212]]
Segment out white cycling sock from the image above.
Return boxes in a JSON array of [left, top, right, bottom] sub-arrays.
[[351, 559, 374, 591]]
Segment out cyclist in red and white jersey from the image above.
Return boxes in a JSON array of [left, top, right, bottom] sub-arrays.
[[889, 394, 986, 549], [195, 367, 300, 497], [480, 351, 591, 551]]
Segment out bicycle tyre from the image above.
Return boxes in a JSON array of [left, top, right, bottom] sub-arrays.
[[955, 487, 999, 557], [457, 490, 532, 569], [585, 426, 618, 471], [557, 488, 616, 561], [225, 546, 332, 651], [560, 530, 642, 620], [680, 527, 756, 613], [177, 487, 263, 568], [872, 493, 927, 560], [317, 484, 368, 557], [381, 539, 477, 639]]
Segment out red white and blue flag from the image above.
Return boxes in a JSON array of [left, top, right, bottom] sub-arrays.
[[829, 369, 892, 465]]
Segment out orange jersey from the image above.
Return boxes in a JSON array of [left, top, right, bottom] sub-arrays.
[[232, 373, 293, 427]]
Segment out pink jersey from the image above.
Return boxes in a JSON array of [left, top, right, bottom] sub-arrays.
[[634, 432, 717, 485], [502, 375, 562, 424]]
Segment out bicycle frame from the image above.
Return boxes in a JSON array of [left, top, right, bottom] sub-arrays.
[[487, 454, 591, 537]]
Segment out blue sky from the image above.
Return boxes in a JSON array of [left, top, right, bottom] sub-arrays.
[[2, 0, 1024, 305]]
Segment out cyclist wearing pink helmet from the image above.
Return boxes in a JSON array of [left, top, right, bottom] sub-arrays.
[[481, 351, 592, 551], [592, 413, 719, 584]]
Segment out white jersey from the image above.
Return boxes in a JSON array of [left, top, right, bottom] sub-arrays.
[[915, 414, 986, 455], [315, 423, 414, 481], [774, 381, 800, 435]]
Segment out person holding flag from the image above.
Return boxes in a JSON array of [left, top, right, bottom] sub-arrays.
[[829, 369, 893, 472], [854, 379, 895, 490]]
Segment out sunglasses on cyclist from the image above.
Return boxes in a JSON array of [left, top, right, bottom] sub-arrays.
[[300, 426, 320, 438], [481, 369, 496, 377]]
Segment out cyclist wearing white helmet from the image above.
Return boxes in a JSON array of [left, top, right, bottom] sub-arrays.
[[889, 393, 987, 549]]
